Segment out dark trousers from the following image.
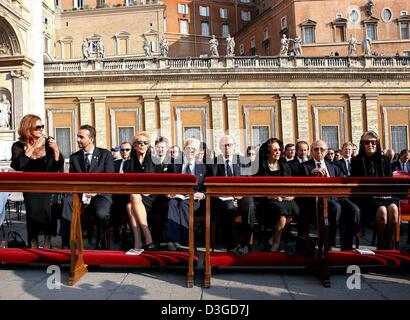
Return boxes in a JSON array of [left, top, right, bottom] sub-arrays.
[[166, 198, 201, 245], [337, 198, 361, 251], [297, 198, 341, 247], [61, 194, 112, 248], [213, 197, 256, 250]]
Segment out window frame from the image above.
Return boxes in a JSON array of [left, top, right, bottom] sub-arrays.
[[390, 125, 409, 152], [201, 21, 210, 37], [179, 19, 189, 35], [381, 7, 393, 22]]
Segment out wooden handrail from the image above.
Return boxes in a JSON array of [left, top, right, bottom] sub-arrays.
[[203, 175, 410, 288], [0, 172, 198, 287]]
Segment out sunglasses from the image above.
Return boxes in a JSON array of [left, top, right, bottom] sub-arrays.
[[34, 125, 45, 130], [223, 143, 235, 147], [134, 141, 149, 146], [364, 140, 378, 146], [247, 153, 255, 156], [270, 148, 281, 153], [120, 148, 131, 152], [313, 147, 327, 152]]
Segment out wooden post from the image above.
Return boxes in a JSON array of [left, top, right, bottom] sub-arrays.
[[69, 193, 88, 285], [204, 194, 211, 288], [187, 193, 194, 288]]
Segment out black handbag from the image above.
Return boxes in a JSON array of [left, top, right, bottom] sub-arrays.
[[7, 231, 27, 248]]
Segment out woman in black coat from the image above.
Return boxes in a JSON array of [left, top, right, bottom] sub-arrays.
[[11, 114, 64, 248], [350, 130, 399, 249], [256, 138, 300, 251]]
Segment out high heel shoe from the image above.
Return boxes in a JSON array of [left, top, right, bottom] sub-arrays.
[[143, 242, 156, 251]]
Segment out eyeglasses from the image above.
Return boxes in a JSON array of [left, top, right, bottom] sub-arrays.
[[120, 148, 131, 152], [247, 153, 255, 156], [313, 147, 327, 152], [134, 141, 149, 146], [364, 140, 378, 146], [34, 125, 45, 130], [223, 143, 235, 147]]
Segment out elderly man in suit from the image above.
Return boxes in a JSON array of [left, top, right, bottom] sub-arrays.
[[61, 124, 114, 249], [165, 138, 206, 251], [299, 139, 360, 250], [208, 135, 256, 255]]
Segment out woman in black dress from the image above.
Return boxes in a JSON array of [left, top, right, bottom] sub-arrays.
[[350, 130, 399, 249], [11, 114, 64, 248], [257, 138, 299, 251], [123, 131, 160, 250]]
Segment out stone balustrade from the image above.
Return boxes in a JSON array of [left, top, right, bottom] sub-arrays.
[[44, 55, 410, 73]]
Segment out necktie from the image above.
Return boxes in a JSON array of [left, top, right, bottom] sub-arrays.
[[226, 160, 233, 176], [84, 153, 91, 172], [185, 163, 192, 175]]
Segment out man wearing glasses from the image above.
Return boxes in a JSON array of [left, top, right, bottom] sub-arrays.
[[114, 141, 132, 174], [299, 140, 360, 251], [208, 135, 256, 255]]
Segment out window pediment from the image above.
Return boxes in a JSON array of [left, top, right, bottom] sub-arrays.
[[300, 19, 317, 27], [362, 16, 379, 24], [332, 17, 348, 25], [397, 15, 410, 22]]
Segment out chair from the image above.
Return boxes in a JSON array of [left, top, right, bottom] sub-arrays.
[[7, 192, 25, 221], [393, 171, 410, 247]]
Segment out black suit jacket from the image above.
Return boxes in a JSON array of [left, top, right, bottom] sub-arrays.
[[299, 159, 343, 177], [167, 161, 206, 193], [69, 147, 115, 201], [336, 158, 351, 176], [288, 158, 303, 176], [208, 154, 247, 177], [392, 160, 410, 173]]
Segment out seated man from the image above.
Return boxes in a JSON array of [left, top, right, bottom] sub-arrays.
[[208, 135, 256, 255], [165, 138, 206, 250], [61, 125, 114, 249], [299, 139, 360, 251]]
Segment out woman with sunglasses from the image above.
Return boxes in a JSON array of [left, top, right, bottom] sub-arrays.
[[256, 138, 299, 252], [123, 131, 160, 251], [350, 130, 399, 249], [11, 114, 64, 249]]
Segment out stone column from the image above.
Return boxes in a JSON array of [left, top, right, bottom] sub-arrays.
[[279, 94, 295, 145], [157, 95, 171, 141], [93, 96, 107, 148], [210, 94, 225, 151], [295, 94, 310, 143], [79, 97, 92, 125], [10, 70, 30, 139], [365, 94, 379, 134], [349, 94, 364, 146], [143, 95, 158, 137], [225, 94, 240, 137]]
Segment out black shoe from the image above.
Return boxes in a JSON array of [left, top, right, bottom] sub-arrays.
[[143, 242, 156, 251]]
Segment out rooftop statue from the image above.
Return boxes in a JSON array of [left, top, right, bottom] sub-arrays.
[[209, 35, 219, 57]]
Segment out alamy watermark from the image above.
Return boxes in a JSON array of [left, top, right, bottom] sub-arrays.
[[46, 265, 61, 290], [346, 265, 361, 290]]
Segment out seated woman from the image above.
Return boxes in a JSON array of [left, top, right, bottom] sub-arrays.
[[123, 131, 160, 251], [350, 130, 399, 249], [256, 138, 300, 251]]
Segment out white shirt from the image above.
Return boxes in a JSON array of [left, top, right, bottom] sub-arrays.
[[315, 161, 330, 176]]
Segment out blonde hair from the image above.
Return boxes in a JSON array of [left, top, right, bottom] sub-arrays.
[[17, 114, 42, 145], [132, 131, 151, 146]]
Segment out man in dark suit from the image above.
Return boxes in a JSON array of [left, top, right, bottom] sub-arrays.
[[299, 139, 360, 250], [152, 136, 171, 172], [208, 135, 256, 255], [392, 149, 410, 173], [288, 140, 310, 176], [337, 142, 354, 176], [165, 138, 206, 250], [61, 124, 115, 249]]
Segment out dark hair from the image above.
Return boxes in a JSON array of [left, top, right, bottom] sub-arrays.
[[296, 140, 309, 151], [400, 149, 410, 157], [155, 136, 169, 146], [246, 145, 256, 154], [79, 124, 96, 141], [284, 143, 295, 151]]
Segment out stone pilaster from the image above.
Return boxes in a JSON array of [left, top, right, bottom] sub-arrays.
[[210, 94, 225, 151], [157, 95, 171, 141], [365, 94, 379, 134], [295, 94, 310, 143], [279, 94, 295, 145], [79, 97, 92, 126], [93, 96, 107, 148], [225, 94, 240, 138], [349, 94, 364, 146], [143, 95, 158, 137]]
